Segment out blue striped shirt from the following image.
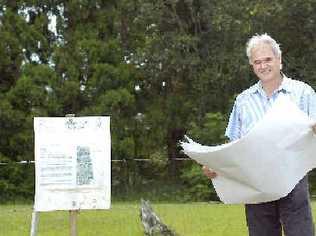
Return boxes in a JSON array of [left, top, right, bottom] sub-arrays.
[[225, 75, 316, 141]]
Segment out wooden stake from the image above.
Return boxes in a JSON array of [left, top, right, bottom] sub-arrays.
[[30, 211, 39, 236], [66, 114, 78, 236], [69, 210, 79, 236]]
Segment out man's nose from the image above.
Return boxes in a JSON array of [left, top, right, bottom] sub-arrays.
[[259, 62, 267, 69]]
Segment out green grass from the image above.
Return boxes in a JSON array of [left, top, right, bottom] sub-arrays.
[[2, 201, 315, 236]]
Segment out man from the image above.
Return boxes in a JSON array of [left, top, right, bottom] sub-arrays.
[[203, 33, 316, 236]]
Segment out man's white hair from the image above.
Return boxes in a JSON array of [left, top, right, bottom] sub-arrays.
[[246, 33, 282, 63]]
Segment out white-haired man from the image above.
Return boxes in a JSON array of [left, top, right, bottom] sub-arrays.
[[203, 33, 316, 236]]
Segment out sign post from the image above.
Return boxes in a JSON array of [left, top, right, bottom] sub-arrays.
[[30, 211, 39, 236], [69, 210, 78, 236], [66, 114, 78, 236]]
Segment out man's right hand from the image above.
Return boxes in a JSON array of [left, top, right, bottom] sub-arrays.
[[202, 166, 217, 179]]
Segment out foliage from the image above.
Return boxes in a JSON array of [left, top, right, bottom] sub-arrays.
[[180, 163, 218, 201], [187, 112, 228, 145]]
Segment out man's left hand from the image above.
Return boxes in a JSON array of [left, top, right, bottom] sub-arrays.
[[312, 124, 316, 134]]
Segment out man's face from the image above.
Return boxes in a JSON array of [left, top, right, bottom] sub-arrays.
[[250, 43, 281, 83]]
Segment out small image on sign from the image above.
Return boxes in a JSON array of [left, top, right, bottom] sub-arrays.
[[76, 146, 94, 185]]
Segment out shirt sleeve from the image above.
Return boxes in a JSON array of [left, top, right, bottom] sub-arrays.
[[306, 87, 316, 120], [225, 100, 241, 141]]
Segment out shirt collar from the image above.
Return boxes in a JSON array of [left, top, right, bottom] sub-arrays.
[[249, 73, 292, 95]]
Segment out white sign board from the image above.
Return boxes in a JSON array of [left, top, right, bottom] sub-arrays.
[[34, 116, 111, 212]]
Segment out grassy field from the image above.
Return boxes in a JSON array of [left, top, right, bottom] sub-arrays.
[[2, 201, 315, 236]]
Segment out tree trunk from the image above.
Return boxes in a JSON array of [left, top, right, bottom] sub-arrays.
[[167, 127, 186, 178]]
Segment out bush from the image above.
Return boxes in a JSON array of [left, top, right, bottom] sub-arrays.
[[180, 163, 218, 201]]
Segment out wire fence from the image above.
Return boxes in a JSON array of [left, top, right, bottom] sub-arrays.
[[0, 158, 192, 165], [2, 159, 316, 203], [0, 158, 214, 203]]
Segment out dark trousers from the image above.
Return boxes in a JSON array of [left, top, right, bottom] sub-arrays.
[[245, 176, 314, 236]]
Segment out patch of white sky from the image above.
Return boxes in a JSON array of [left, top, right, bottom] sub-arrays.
[[126, 53, 165, 92], [17, 5, 62, 66]]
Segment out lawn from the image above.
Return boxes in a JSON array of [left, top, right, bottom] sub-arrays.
[[2, 201, 315, 236]]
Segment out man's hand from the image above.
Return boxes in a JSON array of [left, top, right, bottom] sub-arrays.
[[312, 124, 316, 134], [202, 166, 217, 179]]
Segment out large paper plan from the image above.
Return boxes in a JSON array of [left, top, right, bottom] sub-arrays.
[[181, 96, 316, 204], [34, 116, 111, 211]]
